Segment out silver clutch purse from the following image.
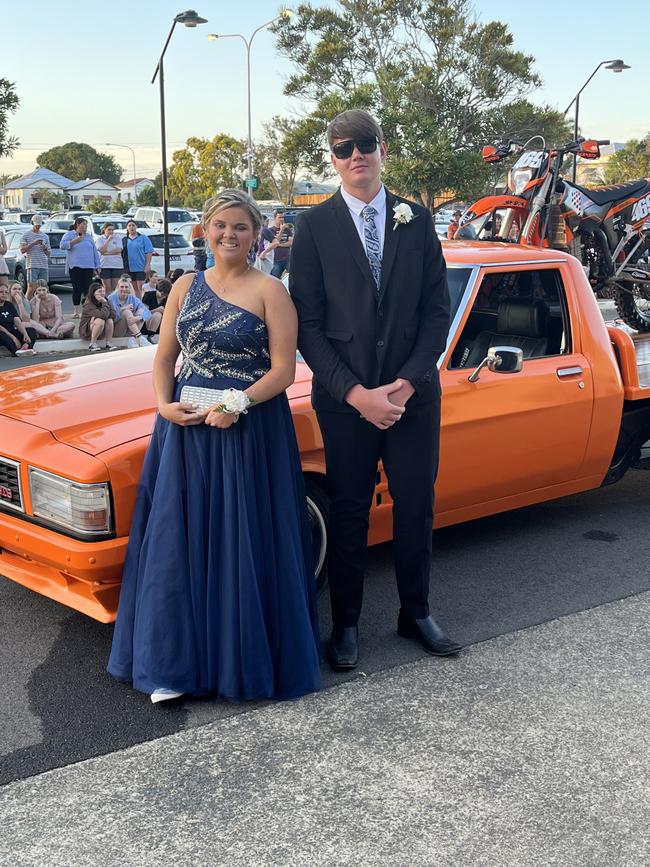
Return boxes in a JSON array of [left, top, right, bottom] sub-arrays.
[[179, 385, 225, 411]]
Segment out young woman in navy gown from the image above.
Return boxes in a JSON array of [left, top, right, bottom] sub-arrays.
[[108, 190, 321, 703]]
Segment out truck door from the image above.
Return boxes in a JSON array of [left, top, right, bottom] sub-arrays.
[[436, 264, 594, 513]]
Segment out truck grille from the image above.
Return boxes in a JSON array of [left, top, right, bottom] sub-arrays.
[[0, 457, 23, 513]]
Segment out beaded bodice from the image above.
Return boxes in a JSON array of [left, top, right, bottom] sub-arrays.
[[176, 271, 270, 384]]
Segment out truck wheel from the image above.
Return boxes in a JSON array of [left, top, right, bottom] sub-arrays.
[[305, 477, 329, 596], [14, 268, 27, 291], [613, 284, 650, 332]]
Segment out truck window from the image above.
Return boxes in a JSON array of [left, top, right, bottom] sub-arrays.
[[448, 268, 571, 369]]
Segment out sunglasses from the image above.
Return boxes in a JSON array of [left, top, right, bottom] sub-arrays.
[[331, 137, 379, 160]]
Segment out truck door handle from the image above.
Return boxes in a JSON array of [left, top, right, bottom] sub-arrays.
[[556, 366, 583, 378]]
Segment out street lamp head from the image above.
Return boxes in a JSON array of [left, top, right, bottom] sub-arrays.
[[207, 33, 219, 40], [278, 8, 294, 20], [175, 9, 207, 28], [605, 59, 630, 73]]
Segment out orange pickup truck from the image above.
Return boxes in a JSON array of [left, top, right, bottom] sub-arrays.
[[1, 241, 649, 623]]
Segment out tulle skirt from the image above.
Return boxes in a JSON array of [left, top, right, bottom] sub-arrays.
[[107, 376, 322, 701]]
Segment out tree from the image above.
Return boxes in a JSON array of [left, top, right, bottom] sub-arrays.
[[167, 135, 246, 207], [256, 117, 315, 203], [605, 135, 650, 184], [0, 79, 19, 158], [111, 197, 131, 214], [274, 1, 571, 208], [37, 142, 123, 185], [87, 196, 112, 213], [137, 185, 159, 207], [34, 188, 65, 212]]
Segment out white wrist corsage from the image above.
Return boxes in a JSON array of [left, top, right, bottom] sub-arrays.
[[393, 202, 417, 231], [215, 388, 254, 414]]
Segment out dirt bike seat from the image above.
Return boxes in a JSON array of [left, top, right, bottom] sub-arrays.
[[571, 178, 648, 206]]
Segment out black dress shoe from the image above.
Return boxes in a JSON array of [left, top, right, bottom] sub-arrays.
[[327, 626, 359, 671], [397, 613, 463, 656]]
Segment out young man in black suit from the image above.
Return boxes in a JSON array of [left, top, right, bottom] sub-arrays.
[[290, 109, 462, 669]]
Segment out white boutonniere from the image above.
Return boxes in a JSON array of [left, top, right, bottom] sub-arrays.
[[393, 202, 418, 231]]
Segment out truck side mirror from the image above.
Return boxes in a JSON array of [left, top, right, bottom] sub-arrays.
[[468, 346, 524, 383]]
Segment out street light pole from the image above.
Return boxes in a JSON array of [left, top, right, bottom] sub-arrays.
[[208, 11, 292, 195], [152, 9, 207, 274], [105, 143, 137, 205], [563, 59, 630, 183]]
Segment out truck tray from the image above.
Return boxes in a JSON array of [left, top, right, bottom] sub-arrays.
[[608, 326, 650, 400]]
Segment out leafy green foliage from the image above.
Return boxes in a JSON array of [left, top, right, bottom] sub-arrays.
[[34, 188, 65, 212], [0, 79, 19, 158], [87, 196, 113, 213], [605, 135, 650, 184], [137, 183, 159, 207], [273, 0, 571, 207], [37, 142, 123, 185], [167, 135, 246, 208]]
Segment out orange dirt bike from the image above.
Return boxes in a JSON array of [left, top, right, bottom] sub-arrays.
[[457, 136, 650, 330]]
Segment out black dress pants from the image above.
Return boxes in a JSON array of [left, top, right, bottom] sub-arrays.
[[317, 400, 441, 626], [69, 267, 94, 306]]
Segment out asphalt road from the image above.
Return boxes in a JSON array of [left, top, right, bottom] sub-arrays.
[[2, 466, 650, 786]]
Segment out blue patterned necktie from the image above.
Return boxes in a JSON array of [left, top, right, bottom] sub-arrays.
[[361, 205, 382, 290]]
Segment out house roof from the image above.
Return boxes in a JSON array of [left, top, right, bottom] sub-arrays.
[[5, 167, 73, 190], [65, 178, 119, 190], [116, 177, 154, 188]]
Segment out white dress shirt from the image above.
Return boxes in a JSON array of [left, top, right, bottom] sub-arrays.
[[340, 185, 387, 258]]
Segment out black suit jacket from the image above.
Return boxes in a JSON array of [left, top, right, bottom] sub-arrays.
[[289, 188, 450, 414]]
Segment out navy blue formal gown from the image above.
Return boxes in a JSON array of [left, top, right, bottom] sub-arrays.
[[108, 272, 322, 700]]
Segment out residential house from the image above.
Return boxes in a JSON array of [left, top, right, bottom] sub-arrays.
[[116, 177, 155, 202], [2, 167, 73, 210], [65, 178, 120, 207]]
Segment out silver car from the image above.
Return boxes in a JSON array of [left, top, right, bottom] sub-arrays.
[[3, 225, 69, 288]]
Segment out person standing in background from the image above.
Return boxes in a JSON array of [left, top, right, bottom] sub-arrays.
[[20, 215, 51, 300], [190, 221, 207, 271], [96, 223, 124, 292], [60, 217, 100, 318], [447, 210, 462, 240], [122, 220, 154, 298], [263, 210, 293, 279], [0, 226, 9, 287]]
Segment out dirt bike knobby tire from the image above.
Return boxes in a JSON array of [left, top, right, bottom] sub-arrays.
[[613, 285, 650, 332]]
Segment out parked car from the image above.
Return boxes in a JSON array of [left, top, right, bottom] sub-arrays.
[[133, 207, 197, 232], [173, 221, 199, 246], [133, 227, 194, 276], [2, 225, 69, 287], [5, 211, 50, 224], [2, 242, 650, 621]]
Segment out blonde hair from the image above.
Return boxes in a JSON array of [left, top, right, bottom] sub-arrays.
[[36, 279, 49, 291], [202, 189, 262, 236]]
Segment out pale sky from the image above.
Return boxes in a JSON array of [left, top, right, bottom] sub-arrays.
[[1, 0, 646, 181]]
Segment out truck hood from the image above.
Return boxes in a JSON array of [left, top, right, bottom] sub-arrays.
[[0, 351, 313, 456]]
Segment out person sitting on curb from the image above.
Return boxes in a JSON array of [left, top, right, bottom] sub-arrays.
[[31, 280, 75, 340], [0, 283, 37, 356], [80, 281, 117, 352], [141, 270, 158, 295], [107, 275, 151, 348], [9, 282, 42, 336], [142, 277, 171, 342]]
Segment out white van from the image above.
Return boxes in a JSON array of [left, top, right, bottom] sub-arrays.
[[133, 207, 197, 232]]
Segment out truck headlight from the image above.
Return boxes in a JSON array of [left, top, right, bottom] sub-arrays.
[[28, 468, 112, 536]]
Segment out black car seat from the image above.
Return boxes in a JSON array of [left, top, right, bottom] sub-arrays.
[[461, 298, 549, 367]]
